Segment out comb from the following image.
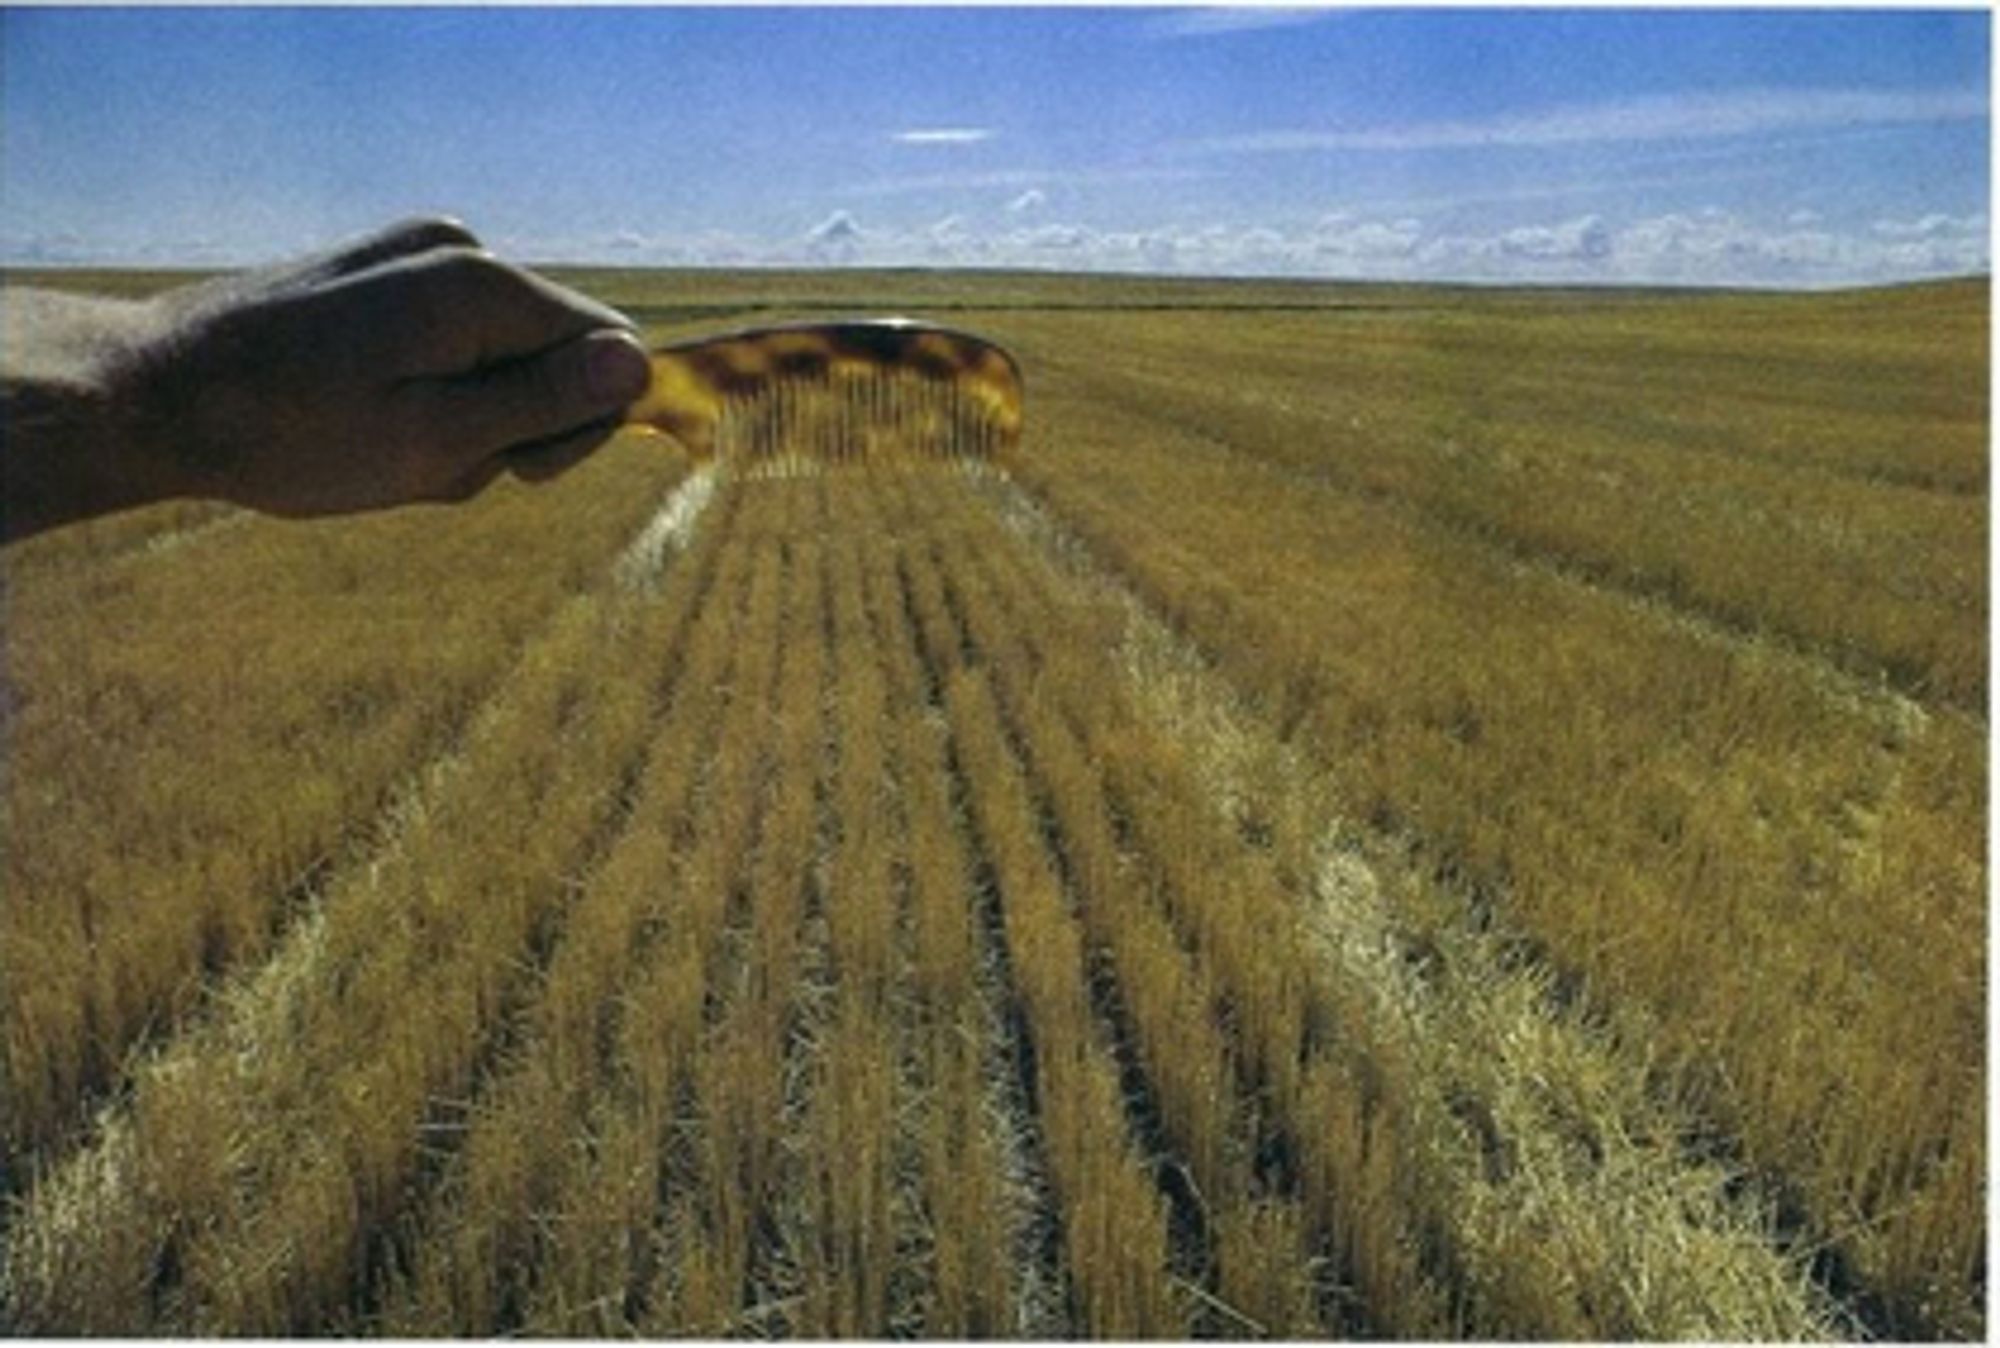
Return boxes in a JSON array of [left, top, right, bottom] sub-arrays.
[[623, 318, 1023, 469]]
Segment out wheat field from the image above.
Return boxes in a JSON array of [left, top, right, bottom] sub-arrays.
[[0, 269, 1984, 1338]]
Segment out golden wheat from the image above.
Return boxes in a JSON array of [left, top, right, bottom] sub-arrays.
[[4, 270, 1981, 1340], [994, 286, 1983, 1336], [2, 437, 689, 1166]]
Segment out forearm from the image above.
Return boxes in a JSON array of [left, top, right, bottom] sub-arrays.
[[1, 287, 187, 542]]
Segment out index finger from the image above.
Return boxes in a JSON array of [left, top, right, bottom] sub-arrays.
[[343, 246, 637, 380]]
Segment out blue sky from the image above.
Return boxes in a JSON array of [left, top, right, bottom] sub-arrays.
[[1, 6, 1988, 287]]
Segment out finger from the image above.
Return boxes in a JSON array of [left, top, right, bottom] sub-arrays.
[[323, 216, 482, 277], [361, 247, 636, 378], [157, 217, 485, 324], [500, 415, 621, 484], [423, 327, 652, 465], [421, 451, 514, 506]]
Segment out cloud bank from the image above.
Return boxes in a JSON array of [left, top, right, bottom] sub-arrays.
[[8, 207, 1985, 290], [486, 205, 1986, 289]]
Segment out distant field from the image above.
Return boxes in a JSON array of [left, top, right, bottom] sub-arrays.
[[1, 269, 1985, 1337]]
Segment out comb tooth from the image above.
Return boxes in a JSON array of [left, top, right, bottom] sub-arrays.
[[776, 379, 791, 466], [771, 383, 782, 463], [793, 376, 805, 469], [780, 381, 789, 464], [840, 373, 853, 462], [884, 368, 899, 459], [789, 378, 801, 466], [820, 375, 832, 466], [886, 377, 899, 460], [862, 369, 878, 462], [818, 373, 833, 469], [861, 371, 875, 460], [886, 369, 899, 461], [803, 375, 817, 470], [809, 374, 823, 469], [821, 373, 835, 464], [889, 370, 902, 455]]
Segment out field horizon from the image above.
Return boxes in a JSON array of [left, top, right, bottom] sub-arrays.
[[8, 260, 1990, 304], [1, 266, 1986, 1338]]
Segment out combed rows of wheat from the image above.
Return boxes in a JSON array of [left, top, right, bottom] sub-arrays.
[[5, 446, 1847, 1338]]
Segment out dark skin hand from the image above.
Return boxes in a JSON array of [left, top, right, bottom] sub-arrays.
[[0, 217, 653, 542]]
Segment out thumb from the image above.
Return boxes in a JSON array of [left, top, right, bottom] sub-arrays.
[[433, 327, 651, 460]]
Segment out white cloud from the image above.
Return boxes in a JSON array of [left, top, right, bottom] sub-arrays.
[[1006, 188, 1048, 214], [1149, 7, 1345, 40], [806, 210, 862, 245], [1498, 214, 1613, 261], [1011, 222, 1094, 253], [1187, 85, 1988, 155], [892, 128, 993, 145], [1871, 211, 1986, 239], [804, 210, 864, 264], [1313, 216, 1422, 260], [921, 214, 982, 263]]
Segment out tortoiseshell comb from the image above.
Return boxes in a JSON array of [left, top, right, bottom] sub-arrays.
[[623, 318, 1023, 468]]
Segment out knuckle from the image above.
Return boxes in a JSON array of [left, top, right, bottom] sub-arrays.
[[425, 242, 506, 285], [327, 217, 483, 280], [389, 214, 481, 253]]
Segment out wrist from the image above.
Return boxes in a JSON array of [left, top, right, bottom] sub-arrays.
[[1, 289, 201, 539]]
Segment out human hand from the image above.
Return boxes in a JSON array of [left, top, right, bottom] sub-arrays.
[[111, 217, 652, 517]]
